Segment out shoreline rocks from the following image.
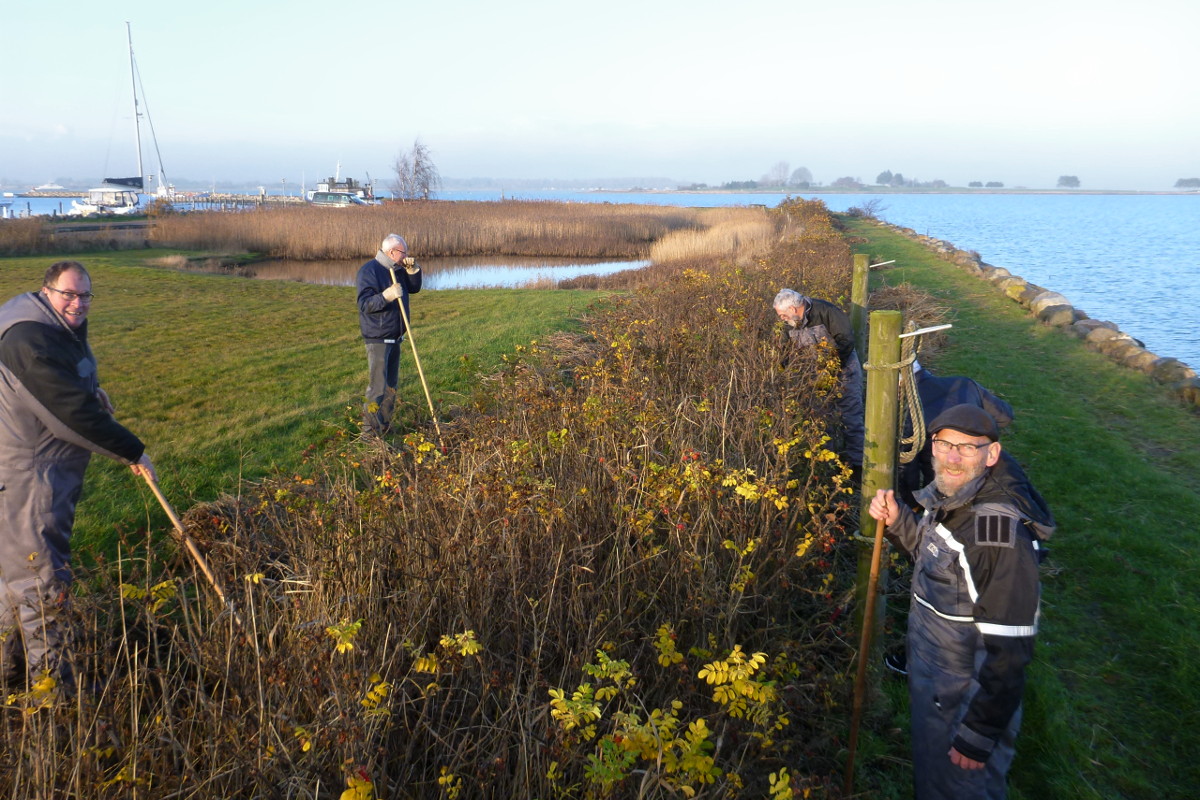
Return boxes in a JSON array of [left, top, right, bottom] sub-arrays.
[[872, 220, 1200, 409]]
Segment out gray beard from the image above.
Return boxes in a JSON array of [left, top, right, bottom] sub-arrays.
[[933, 461, 987, 498]]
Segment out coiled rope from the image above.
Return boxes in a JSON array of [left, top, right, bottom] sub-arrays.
[[860, 321, 936, 466]]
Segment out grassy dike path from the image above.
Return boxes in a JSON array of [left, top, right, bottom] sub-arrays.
[[0, 251, 608, 558], [843, 216, 1200, 799]]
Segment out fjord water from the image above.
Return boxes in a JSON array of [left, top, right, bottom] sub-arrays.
[[811, 192, 1200, 370], [447, 190, 1200, 368]]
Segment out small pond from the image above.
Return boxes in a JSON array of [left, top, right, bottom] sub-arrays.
[[242, 256, 649, 289]]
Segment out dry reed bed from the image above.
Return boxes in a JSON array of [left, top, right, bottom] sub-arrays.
[[4, 199, 867, 798], [0, 217, 49, 256], [148, 202, 772, 262]]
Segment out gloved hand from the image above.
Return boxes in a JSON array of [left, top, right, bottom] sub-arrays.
[[382, 283, 402, 302], [402, 257, 419, 273]]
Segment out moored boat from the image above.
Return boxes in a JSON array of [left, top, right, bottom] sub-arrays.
[[71, 183, 143, 216], [306, 165, 378, 207], [69, 23, 167, 217]]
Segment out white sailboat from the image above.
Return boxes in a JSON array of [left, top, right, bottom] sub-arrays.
[[71, 23, 169, 216]]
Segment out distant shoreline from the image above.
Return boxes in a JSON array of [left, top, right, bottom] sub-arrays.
[[587, 187, 1198, 197], [12, 187, 1198, 199]]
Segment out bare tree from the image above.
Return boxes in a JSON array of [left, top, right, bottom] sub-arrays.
[[392, 139, 442, 200], [788, 166, 813, 187], [846, 198, 887, 219], [760, 161, 790, 187]]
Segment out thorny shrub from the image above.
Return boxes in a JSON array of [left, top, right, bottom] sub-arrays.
[[2, 198, 867, 798]]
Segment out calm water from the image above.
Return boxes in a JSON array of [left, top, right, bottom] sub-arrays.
[[444, 190, 1200, 367], [10, 190, 1198, 365], [805, 193, 1200, 369]]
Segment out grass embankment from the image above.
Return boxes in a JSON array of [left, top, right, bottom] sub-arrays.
[[844, 215, 1200, 799], [0, 252, 605, 557]]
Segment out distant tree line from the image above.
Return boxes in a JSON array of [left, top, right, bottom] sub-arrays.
[[754, 162, 815, 189], [680, 163, 819, 192], [1176, 178, 1200, 188], [872, 171, 948, 189], [968, 181, 1006, 188]]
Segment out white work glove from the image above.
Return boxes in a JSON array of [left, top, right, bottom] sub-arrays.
[[402, 257, 419, 274], [130, 453, 158, 483], [382, 283, 402, 302]]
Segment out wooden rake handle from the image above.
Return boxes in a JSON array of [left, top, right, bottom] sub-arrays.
[[844, 516, 887, 796], [387, 265, 444, 447], [142, 472, 243, 628]]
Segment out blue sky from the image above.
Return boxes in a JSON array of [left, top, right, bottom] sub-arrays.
[[2, 0, 1197, 190]]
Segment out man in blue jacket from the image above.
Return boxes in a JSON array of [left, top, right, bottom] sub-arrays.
[[0, 261, 156, 689], [869, 404, 1054, 799], [356, 234, 422, 436]]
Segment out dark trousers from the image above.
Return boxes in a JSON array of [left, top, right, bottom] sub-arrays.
[[908, 602, 1021, 799], [838, 351, 865, 467], [363, 340, 401, 435]]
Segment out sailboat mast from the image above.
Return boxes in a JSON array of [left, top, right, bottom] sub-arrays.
[[126, 22, 144, 185]]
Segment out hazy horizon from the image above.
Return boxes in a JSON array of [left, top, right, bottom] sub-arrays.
[[3, 0, 1197, 193], [5, 173, 1195, 194]]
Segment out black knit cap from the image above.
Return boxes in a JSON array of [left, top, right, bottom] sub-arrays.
[[929, 403, 1000, 442]]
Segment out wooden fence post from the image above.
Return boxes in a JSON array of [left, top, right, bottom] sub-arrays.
[[850, 254, 870, 358], [853, 310, 902, 671]]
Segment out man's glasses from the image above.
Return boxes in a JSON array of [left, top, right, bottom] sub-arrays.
[[930, 438, 990, 456], [45, 286, 95, 303]]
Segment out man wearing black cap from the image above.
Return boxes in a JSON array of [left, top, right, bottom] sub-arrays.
[[868, 404, 1054, 799], [897, 360, 1015, 511]]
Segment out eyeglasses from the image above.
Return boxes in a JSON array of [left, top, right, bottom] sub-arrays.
[[931, 438, 991, 456], [45, 286, 95, 303]]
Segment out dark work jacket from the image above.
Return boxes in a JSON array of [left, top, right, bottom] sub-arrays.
[[356, 257, 422, 342], [0, 291, 145, 584], [889, 452, 1055, 763], [0, 292, 144, 464], [801, 297, 856, 365]]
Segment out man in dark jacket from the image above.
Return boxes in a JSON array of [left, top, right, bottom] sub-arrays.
[[887, 361, 1017, 677], [0, 261, 155, 688], [356, 234, 422, 436], [869, 404, 1054, 799], [773, 288, 864, 471]]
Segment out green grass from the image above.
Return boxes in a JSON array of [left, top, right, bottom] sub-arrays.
[[0, 250, 610, 559], [844, 216, 1200, 799]]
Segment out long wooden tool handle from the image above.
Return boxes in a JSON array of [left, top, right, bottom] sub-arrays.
[[844, 516, 887, 796], [143, 473, 243, 627], [388, 266, 444, 446]]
